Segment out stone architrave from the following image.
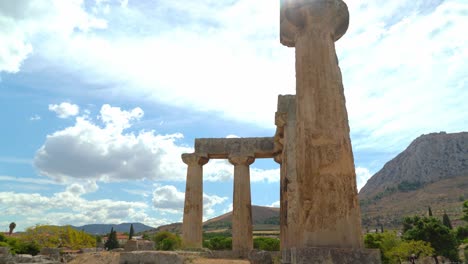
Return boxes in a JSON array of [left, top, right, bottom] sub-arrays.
[[229, 155, 255, 257], [281, 0, 363, 248], [181, 153, 209, 248]]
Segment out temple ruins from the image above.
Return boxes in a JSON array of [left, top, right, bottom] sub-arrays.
[[181, 0, 381, 263]]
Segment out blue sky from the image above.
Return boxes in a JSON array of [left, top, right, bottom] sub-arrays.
[[0, 0, 467, 231]]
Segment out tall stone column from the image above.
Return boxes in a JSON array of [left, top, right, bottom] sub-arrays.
[[181, 153, 209, 248], [281, 0, 363, 248], [229, 155, 255, 257]]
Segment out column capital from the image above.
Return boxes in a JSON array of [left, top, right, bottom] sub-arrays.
[[182, 153, 209, 166], [274, 154, 283, 164], [280, 0, 349, 44], [228, 155, 255, 166]]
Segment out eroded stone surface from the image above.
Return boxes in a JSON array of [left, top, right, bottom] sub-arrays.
[[182, 153, 209, 248], [229, 155, 255, 257], [195, 138, 275, 159], [281, 0, 363, 249]]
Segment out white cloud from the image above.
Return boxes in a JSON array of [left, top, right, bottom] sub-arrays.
[[30, 114, 41, 121], [48, 102, 80, 118], [0, 0, 107, 73], [152, 184, 227, 218], [355, 167, 373, 191], [269, 201, 280, 208], [36, 103, 280, 183], [35, 104, 192, 182], [203, 159, 280, 183], [0, 183, 168, 229], [6, 0, 464, 165]]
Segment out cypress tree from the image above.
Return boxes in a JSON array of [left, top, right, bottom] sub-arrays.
[[104, 227, 119, 250], [442, 211, 453, 229], [129, 224, 134, 240]]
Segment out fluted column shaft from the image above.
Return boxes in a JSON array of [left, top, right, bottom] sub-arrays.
[[282, 0, 363, 248], [229, 155, 255, 257], [181, 153, 208, 248]]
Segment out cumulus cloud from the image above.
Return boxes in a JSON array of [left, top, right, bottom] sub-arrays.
[[48, 102, 80, 118], [0, 183, 168, 228], [36, 103, 280, 183], [152, 184, 227, 218], [35, 104, 192, 182], [355, 167, 373, 191]]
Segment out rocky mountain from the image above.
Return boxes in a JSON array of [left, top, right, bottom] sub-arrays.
[[71, 222, 154, 235], [359, 132, 468, 228]]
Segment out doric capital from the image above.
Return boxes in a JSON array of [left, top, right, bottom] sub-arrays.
[[182, 153, 209, 166], [228, 155, 255, 166], [280, 0, 349, 45], [275, 112, 287, 128], [274, 154, 283, 164]]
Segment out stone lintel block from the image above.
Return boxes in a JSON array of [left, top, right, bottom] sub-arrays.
[[280, 0, 349, 46], [284, 247, 381, 264], [194, 137, 275, 159]]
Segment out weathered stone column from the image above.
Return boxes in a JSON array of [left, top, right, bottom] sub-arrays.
[[281, 0, 363, 248], [181, 153, 209, 248], [229, 155, 255, 257]]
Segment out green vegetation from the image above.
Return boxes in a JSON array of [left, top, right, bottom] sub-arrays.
[[402, 216, 459, 262], [387, 240, 434, 263], [397, 181, 422, 192], [253, 237, 280, 251], [428, 206, 433, 217], [152, 231, 181, 250], [203, 221, 231, 230], [463, 200, 468, 222], [263, 216, 280, 225], [129, 224, 134, 240], [104, 227, 119, 250], [9, 222, 16, 235], [364, 231, 401, 264], [22, 225, 96, 250], [203, 236, 232, 250], [442, 212, 452, 229], [0, 225, 95, 255]]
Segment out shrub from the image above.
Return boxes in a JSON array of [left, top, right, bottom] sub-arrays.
[[152, 232, 181, 251], [253, 237, 280, 251], [203, 236, 232, 250]]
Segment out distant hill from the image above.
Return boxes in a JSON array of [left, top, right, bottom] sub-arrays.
[[359, 132, 468, 228], [71, 223, 154, 235], [149, 205, 280, 235]]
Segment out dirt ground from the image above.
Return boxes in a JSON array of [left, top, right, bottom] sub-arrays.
[[68, 252, 120, 264], [68, 252, 250, 264]]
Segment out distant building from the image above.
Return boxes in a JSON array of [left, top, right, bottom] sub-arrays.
[[102, 232, 129, 245]]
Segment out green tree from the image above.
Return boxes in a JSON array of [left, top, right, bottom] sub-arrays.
[[253, 237, 280, 251], [8, 222, 16, 235], [387, 240, 434, 264], [203, 236, 232, 250], [442, 212, 453, 230], [402, 216, 459, 263], [104, 228, 119, 250], [463, 200, 468, 222], [129, 224, 134, 240], [21, 225, 95, 250], [364, 231, 401, 264], [152, 232, 181, 251]]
